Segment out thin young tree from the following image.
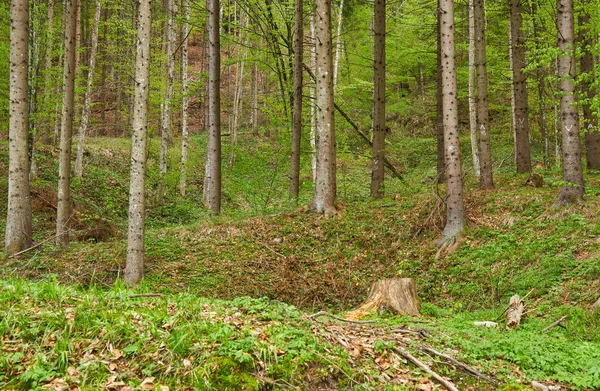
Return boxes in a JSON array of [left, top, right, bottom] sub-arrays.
[[333, 0, 344, 87], [75, 0, 101, 179], [509, 0, 532, 173], [438, 0, 465, 246], [311, 0, 337, 215], [124, 0, 153, 285], [473, 0, 493, 189], [579, 1, 600, 170], [5, 0, 33, 256], [555, 0, 584, 205], [41, 0, 55, 145], [436, 2, 444, 183], [56, 0, 79, 246], [179, 0, 190, 196], [203, 0, 222, 214], [467, 0, 480, 177], [289, 0, 303, 201], [370, 0, 385, 198]]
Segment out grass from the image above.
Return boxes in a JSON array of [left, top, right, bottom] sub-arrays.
[[0, 129, 599, 389]]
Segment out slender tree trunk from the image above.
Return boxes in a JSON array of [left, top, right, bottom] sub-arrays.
[[290, 0, 304, 201], [555, 0, 584, 205], [124, 0, 153, 286], [473, 0, 493, 189], [531, 1, 549, 168], [579, 3, 600, 170], [75, 0, 101, 179], [41, 0, 55, 145], [509, 0, 531, 173], [179, 0, 190, 196], [203, 0, 222, 214], [333, 0, 344, 87], [5, 0, 33, 256], [56, 0, 79, 247], [439, 0, 465, 244], [310, 14, 317, 181], [467, 0, 480, 177], [251, 61, 259, 135], [28, 4, 40, 179], [311, 0, 337, 215], [436, 3, 444, 183], [230, 12, 248, 167], [370, 0, 385, 198]]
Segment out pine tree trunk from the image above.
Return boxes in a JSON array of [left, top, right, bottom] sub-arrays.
[[75, 0, 101, 179], [311, 0, 337, 216], [468, 0, 480, 177], [124, 0, 153, 286], [473, 0, 493, 189], [203, 0, 222, 214], [179, 0, 190, 196], [439, 0, 465, 245], [370, 0, 385, 198], [509, 0, 532, 173], [5, 0, 33, 256], [555, 0, 584, 205], [290, 0, 304, 200], [56, 0, 79, 247]]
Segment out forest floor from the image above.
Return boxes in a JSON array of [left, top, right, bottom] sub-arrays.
[[0, 133, 599, 390]]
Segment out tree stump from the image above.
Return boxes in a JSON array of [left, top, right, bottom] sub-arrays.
[[592, 297, 600, 312], [345, 278, 420, 320], [506, 294, 524, 328]]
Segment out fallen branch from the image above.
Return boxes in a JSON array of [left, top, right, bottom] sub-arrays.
[[420, 346, 498, 385], [542, 316, 567, 333], [391, 346, 459, 391], [130, 293, 163, 298], [308, 311, 376, 325]]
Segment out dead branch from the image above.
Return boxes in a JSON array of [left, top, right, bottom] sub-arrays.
[[542, 316, 567, 333], [308, 311, 376, 325], [130, 293, 163, 298], [391, 346, 459, 391], [420, 346, 498, 385]]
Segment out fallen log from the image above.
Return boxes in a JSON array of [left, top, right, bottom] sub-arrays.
[[345, 278, 420, 320], [506, 294, 525, 329]]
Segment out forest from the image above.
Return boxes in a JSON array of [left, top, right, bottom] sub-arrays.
[[1, 0, 600, 389]]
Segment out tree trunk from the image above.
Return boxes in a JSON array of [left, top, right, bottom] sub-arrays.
[[311, 0, 337, 216], [436, 3, 444, 183], [370, 0, 385, 198], [310, 15, 317, 181], [555, 0, 584, 205], [230, 12, 248, 168], [124, 0, 153, 286], [251, 61, 259, 135], [179, 0, 190, 196], [203, 0, 222, 215], [474, 0, 493, 189], [5, 0, 33, 256], [506, 294, 524, 328], [75, 0, 101, 179], [41, 0, 55, 145], [345, 278, 420, 320], [56, 0, 79, 247], [468, 0, 480, 177], [531, 2, 549, 168], [290, 0, 304, 201], [579, 3, 600, 170], [333, 0, 344, 87], [509, 0, 532, 174], [439, 0, 465, 245]]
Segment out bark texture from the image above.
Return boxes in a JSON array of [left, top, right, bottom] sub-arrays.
[[370, 0, 386, 198], [56, 0, 79, 246], [203, 0, 222, 214], [509, 0, 532, 173], [473, 0, 493, 189], [5, 0, 33, 256], [289, 0, 303, 200], [436, 2, 444, 183], [179, 0, 190, 196], [506, 294, 524, 329], [439, 0, 465, 243], [345, 278, 420, 320], [312, 0, 337, 215], [555, 0, 584, 205], [124, 0, 152, 286]]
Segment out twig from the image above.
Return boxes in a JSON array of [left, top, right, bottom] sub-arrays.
[[308, 310, 376, 325], [391, 346, 459, 391], [521, 288, 535, 302], [420, 346, 498, 385], [263, 244, 286, 259], [8, 231, 69, 259], [542, 316, 567, 333], [130, 293, 163, 298]]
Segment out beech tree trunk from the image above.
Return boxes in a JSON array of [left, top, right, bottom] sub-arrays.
[[345, 278, 420, 320], [555, 0, 584, 205], [439, 0, 465, 244], [56, 0, 79, 247], [509, 0, 532, 174], [179, 0, 190, 196], [289, 0, 303, 201], [579, 4, 600, 170], [203, 0, 222, 215], [370, 0, 385, 198], [474, 0, 493, 189], [311, 0, 337, 216], [75, 0, 101, 179], [5, 0, 33, 256], [124, 0, 153, 286], [467, 0, 480, 177]]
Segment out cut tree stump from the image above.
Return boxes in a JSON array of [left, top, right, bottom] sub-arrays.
[[345, 278, 420, 320], [506, 294, 524, 329]]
